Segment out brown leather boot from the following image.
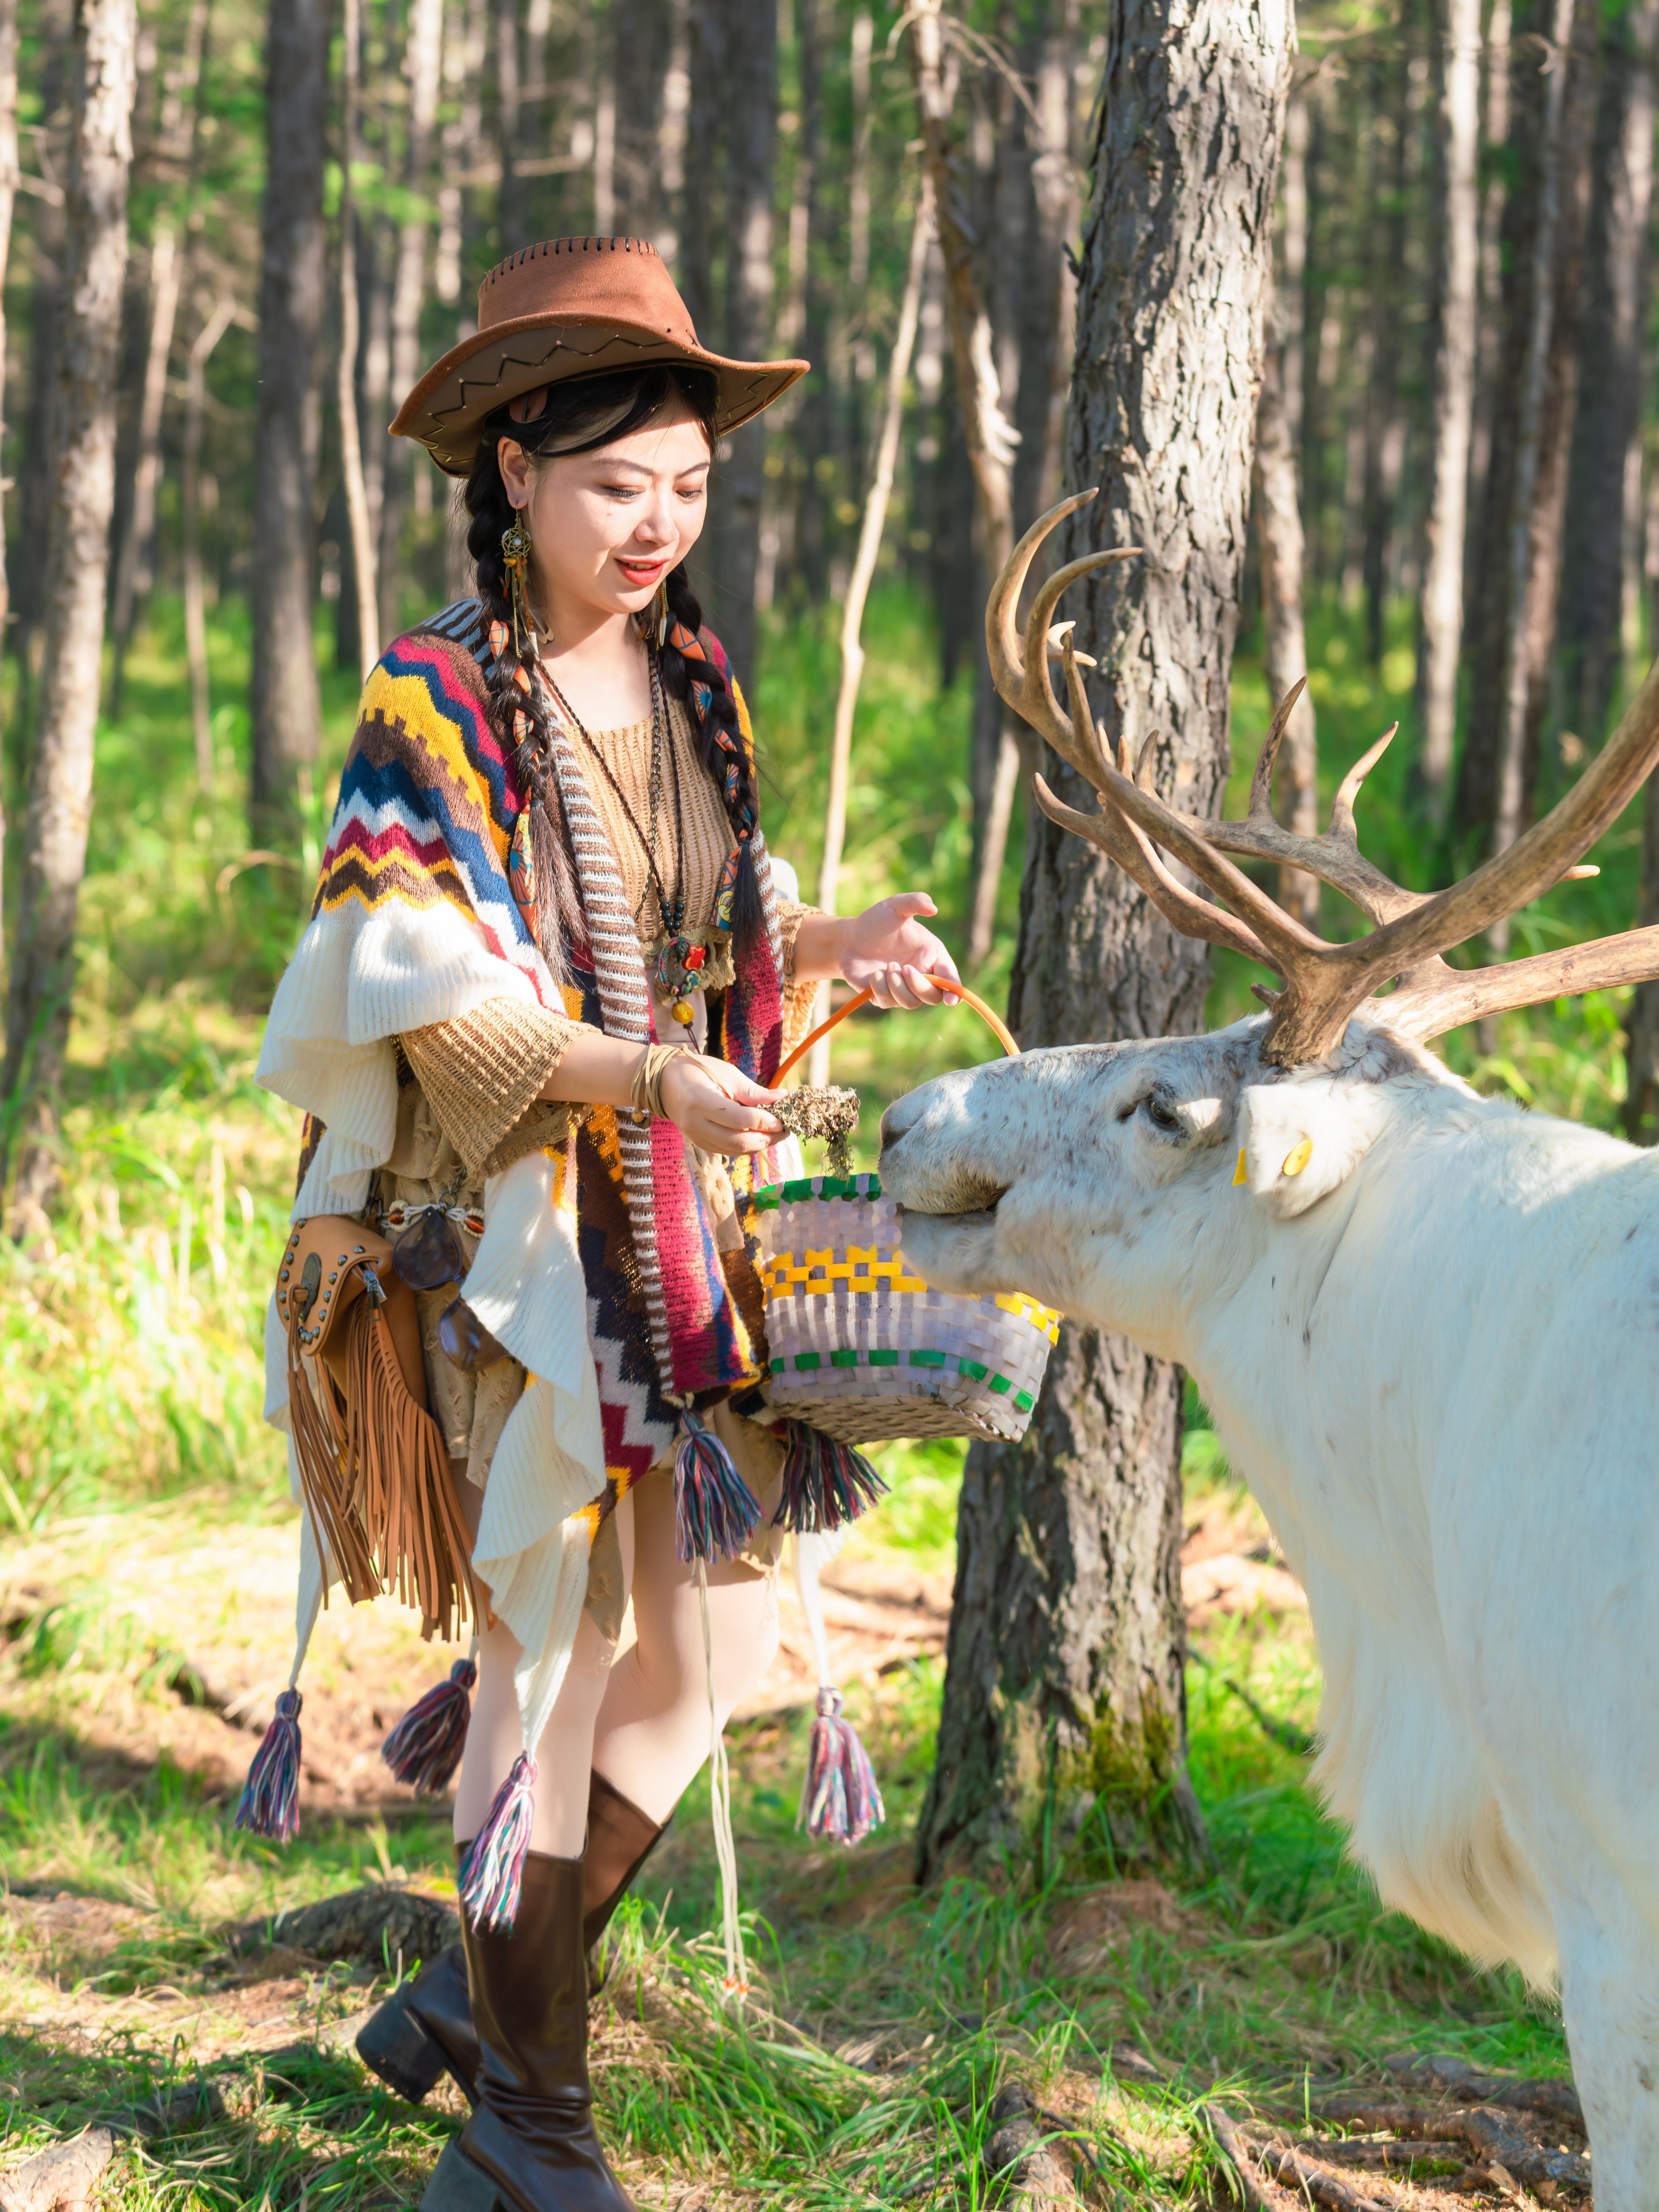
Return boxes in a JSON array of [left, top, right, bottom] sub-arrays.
[[357, 1770, 667, 2106], [420, 1849, 634, 2212]]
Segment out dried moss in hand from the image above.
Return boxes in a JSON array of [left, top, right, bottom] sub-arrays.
[[773, 1085, 860, 1177]]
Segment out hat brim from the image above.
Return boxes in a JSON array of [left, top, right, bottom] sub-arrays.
[[389, 314, 808, 476]]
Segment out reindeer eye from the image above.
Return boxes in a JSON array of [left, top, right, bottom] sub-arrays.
[[1144, 1095, 1183, 1135]]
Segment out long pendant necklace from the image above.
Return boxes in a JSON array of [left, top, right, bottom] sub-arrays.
[[542, 649, 707, 1028]]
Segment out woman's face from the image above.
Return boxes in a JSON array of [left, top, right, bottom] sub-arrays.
[[498, 397, 712, 635]]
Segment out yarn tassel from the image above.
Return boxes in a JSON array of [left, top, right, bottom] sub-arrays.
[[774, 1420, 888, 1534], [801, 1687, 885, 1846], [458, 1753, 537, 1932], [381, 1656, 477, 1794], [235, 1690, 304, 1843], [674, 1410, 761, 1563]]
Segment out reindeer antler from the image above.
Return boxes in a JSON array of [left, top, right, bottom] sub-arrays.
[[991, 496, 1659, 1062]]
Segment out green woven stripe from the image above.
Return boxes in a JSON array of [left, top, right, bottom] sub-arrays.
[[752, 1173, 883, 1208], [767, 1342, 1032, 1400]]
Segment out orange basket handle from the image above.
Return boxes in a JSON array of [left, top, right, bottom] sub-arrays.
[[775, 972, 1018, 1083]]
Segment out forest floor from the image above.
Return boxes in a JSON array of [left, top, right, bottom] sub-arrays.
[[0, 1474, 1585, 2210]]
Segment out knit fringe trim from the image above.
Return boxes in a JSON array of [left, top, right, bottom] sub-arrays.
[[381, 1656, 477, 1795], [458, 1753, 538, 1932], [236, 1690, 304, 1843]]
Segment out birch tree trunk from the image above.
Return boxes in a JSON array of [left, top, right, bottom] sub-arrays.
[[1, 0, 138, 1223], [1558, 0, 1656, 746], [918, 0, 1292, 1881], [250, 0, 328, 836], [1417, 0, 1482, 813]]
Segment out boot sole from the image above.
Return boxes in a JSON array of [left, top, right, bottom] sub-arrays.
[[355, 1986, 451, 2105], [420, 2140, 503, 2211]]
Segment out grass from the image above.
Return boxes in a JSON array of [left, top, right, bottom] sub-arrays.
[[0, 576, 1618, 2199]]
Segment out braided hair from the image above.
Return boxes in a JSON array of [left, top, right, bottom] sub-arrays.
[[463, 364, 766, 963]]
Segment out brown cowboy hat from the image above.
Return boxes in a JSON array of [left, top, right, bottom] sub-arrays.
[[389, 236, 808, 477]]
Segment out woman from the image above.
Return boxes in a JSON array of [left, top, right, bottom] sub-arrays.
[[256, 236, 958, 2212]]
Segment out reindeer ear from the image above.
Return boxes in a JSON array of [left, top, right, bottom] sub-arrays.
[[1233, 1076, 1391, 1219]]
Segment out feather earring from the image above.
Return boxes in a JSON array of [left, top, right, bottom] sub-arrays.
[[502, 507, 534, 658]]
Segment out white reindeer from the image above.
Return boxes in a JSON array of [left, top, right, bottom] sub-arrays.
[[880, 497, 1659, 2207]]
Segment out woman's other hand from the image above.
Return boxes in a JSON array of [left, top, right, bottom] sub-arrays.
[[837, 893, 961, 1010], [659, 1054, 784, 1154]]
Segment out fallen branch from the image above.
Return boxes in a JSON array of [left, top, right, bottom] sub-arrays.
[[1200, 2103, 1279, 2210], [1312, 2100, 1591, 2191], [1383, 2050, 1584, 2134], [1287, 2135, 1464, 2172], [982, 2083, 1079, 2205], [0, 2128, 116, 2212]]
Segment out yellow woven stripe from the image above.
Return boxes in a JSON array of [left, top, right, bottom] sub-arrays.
[[992, 1289, 1063, 1342], [367, 663, 488, 784], [763, 1244, 932, 1297]]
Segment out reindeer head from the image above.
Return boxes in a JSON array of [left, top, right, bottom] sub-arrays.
[[882, 494, 1659, 1346]]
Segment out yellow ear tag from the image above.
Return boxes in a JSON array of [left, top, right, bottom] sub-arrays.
[[1281, 1135, 1314, 1178], [1233, 1149, 1248, 1186]]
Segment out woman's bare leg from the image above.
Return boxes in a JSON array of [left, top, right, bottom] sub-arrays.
[[589, 1467, 782, 1823]]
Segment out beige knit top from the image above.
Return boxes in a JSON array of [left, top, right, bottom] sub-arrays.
[[401, 695, 817, 1182]]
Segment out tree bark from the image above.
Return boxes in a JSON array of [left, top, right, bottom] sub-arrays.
[[11, 0, 72, 671], [700, 0, 776, 692], [183, 299, 237, 792], [1254, 247, 1317, 925], [1, 0, 137, 1224], [1359, 33, 1412, 672], [1417, 0, 1482, 813], [250, 0, 328, 837], [0, 0, 17, 959], [108, 0, 207, 702], [918, 0, 1291, 1881], [908, 0, 1025, 969], [380, 0, 444, 642], [1558, 0, 1656, 747], [612, 0, 672, 239], [337, 0, 380, 682], [1486, 0, 1599, 887]]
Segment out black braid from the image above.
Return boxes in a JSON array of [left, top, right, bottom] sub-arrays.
[[460, 363, 767, 967], [658, 563, 765, 956]]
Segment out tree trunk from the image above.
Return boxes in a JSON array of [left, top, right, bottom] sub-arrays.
[[381, 0, 444, 642], [700, 0, 775, 692], [0, 0, 17, 957], [1558, 0, 1657, 746], [10, 0, 72, 676], [1487, 0, 1599, 890], [1, 0, 138, 1225], [612, 0, 672, 239], [1416, 0, 1482, 813], [496, 0, 525, 246], [184, 299, 236, 791], [908, 0, 1024, 969], [1011, 0, 1080, 536], [108, 0, 207, 703], [250, 0, 328, 837], [918, 0, 1292, 1882], [1359, 35, 1412, 671], [1254, 253, 1317, 925], [337, 0, 380, 682]]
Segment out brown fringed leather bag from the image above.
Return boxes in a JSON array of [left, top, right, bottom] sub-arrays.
[[276, 1217, 479, 1642]]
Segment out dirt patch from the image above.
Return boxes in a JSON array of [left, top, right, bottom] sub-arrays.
[[1048, 1880, 1196, 1971]]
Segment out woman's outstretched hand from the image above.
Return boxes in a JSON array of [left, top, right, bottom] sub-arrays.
[[821, 892, 961, 1011], [659, 1053, 784, 1155]]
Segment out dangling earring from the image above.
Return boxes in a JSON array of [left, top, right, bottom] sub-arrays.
[[653, 579, 670, 650], [501, 506, 534, 659]]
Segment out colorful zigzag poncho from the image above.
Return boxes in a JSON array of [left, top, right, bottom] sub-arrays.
[[257, 600, 797, 1775]]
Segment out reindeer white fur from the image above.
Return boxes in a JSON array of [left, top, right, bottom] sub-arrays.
[[904, 492, 1659, 2204], [883, 1015, 1659, 2202]]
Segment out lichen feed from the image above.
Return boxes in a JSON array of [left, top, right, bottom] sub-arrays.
[[772, 1085, 860, 1177]]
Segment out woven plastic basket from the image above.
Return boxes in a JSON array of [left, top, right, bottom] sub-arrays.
[[752, 975, 1058, 1445], [752, 1171, 1060, 1444]]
